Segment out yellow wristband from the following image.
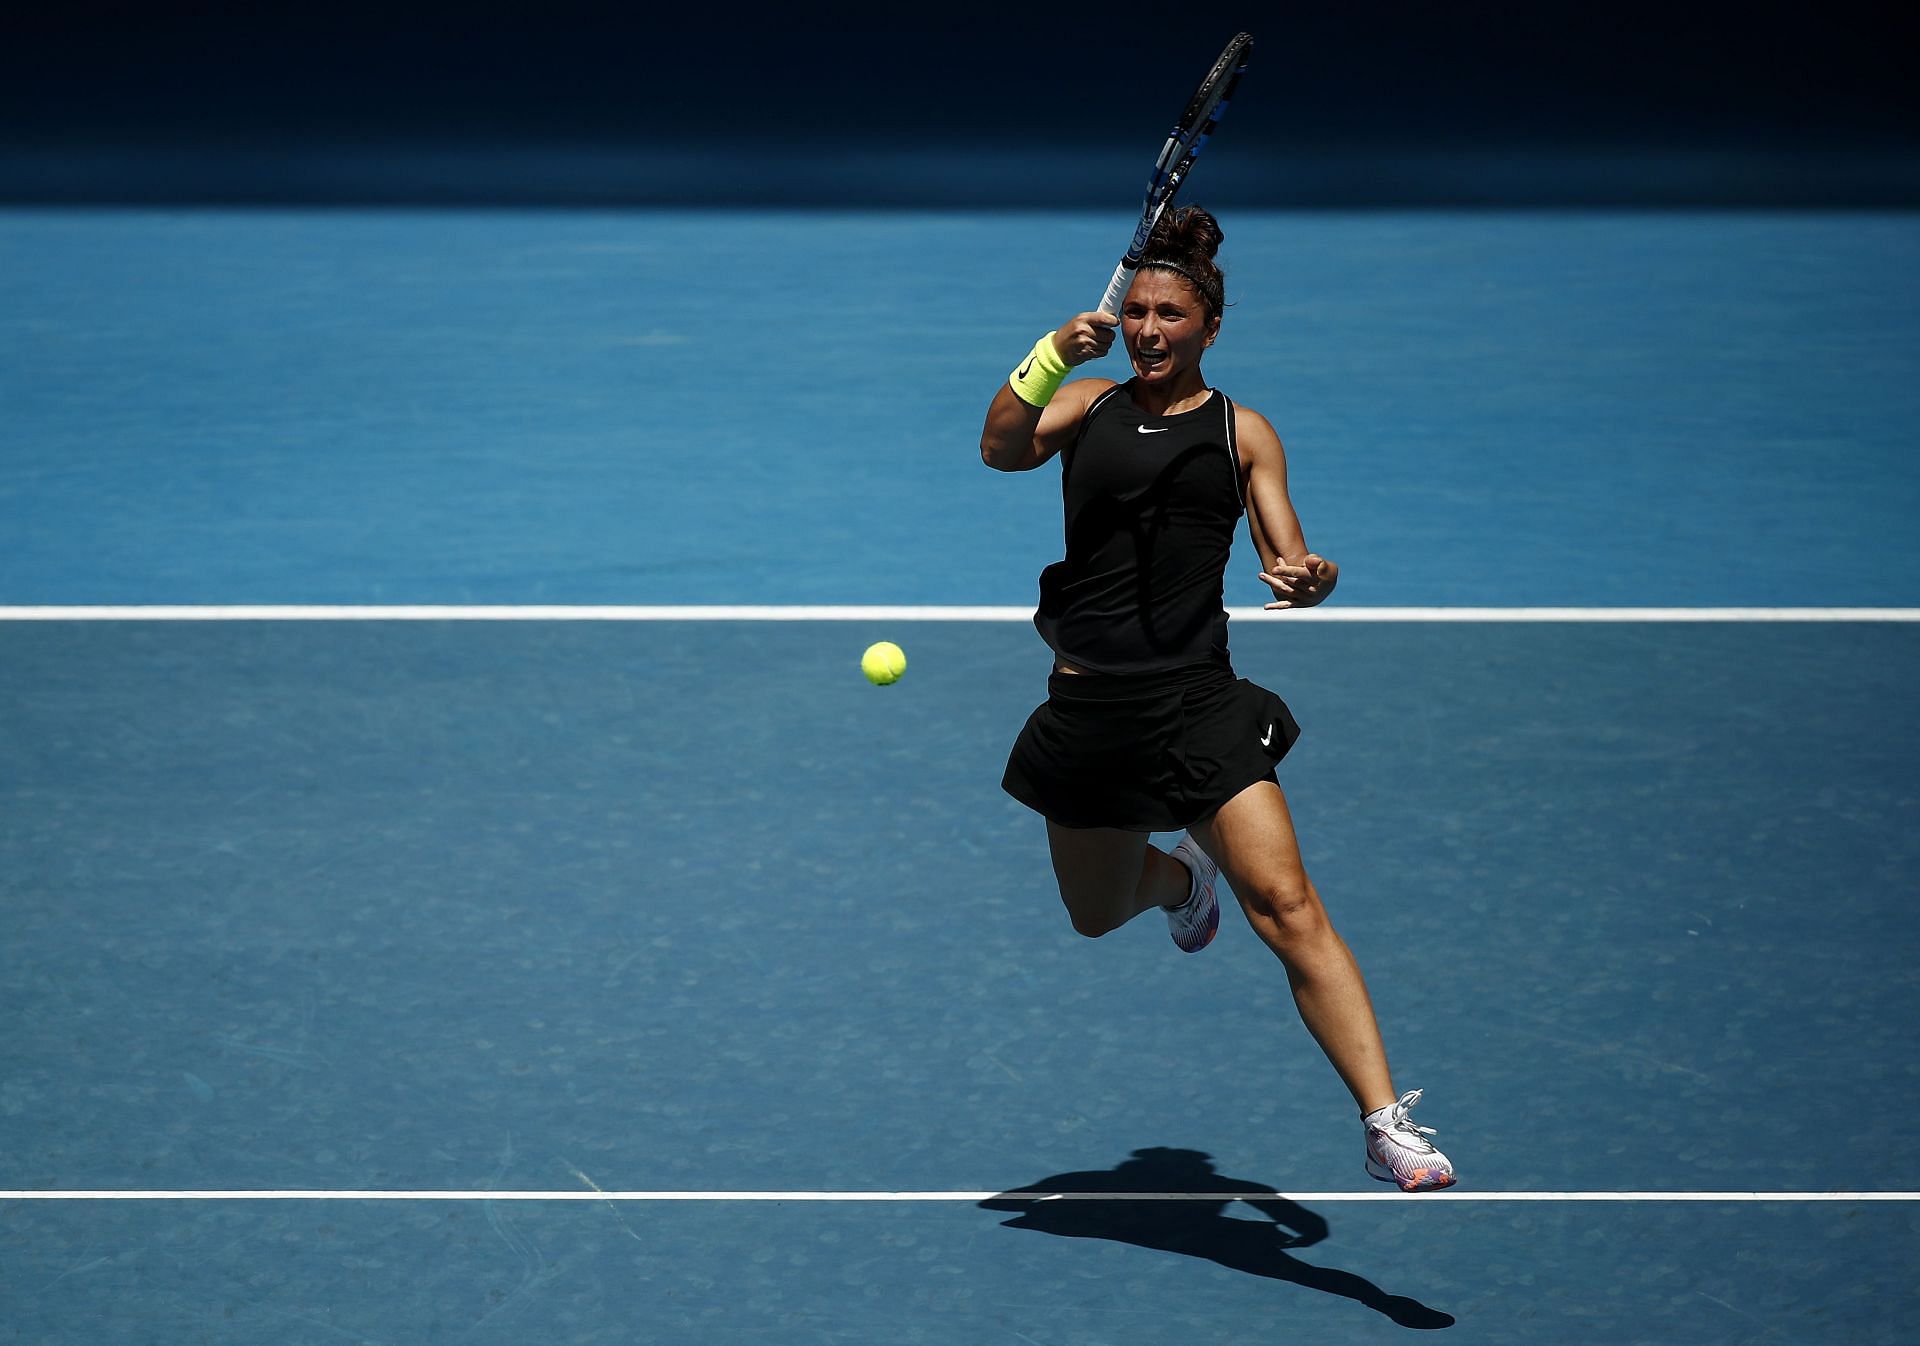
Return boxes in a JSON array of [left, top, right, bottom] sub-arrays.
[[1008, 331, 1072, 407]]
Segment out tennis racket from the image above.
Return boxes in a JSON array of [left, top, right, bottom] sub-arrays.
[[1095, 32, 1254, 318]]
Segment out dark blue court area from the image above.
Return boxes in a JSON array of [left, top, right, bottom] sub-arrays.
[[3, 618, 1915, 1342]]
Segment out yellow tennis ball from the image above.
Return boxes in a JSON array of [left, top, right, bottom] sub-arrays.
[[861, 641, 907, 686]]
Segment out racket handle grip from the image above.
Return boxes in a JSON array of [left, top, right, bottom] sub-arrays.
[[1097, 260, 1137, 318]]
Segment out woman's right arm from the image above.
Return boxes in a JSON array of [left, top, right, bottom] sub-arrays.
[[979, 313, 1120, 472]]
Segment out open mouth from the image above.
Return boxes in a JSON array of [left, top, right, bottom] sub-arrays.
[[1136, 348, 1168, 371]]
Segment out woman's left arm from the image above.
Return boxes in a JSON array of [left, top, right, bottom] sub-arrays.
[[1236, 405, 1339, 609]]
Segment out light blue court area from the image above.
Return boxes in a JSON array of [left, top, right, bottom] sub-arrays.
[[3, 617, 1917, 1342], [3, 210, 1919, 608]]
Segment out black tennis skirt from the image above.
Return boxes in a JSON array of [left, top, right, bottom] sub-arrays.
[[1002, 659, 1301, 832]]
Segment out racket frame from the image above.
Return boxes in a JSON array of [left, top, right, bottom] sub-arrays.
[[1096, 32, 1254, 317]]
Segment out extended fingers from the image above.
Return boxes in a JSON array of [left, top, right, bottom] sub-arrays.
[[1260, 560, 1320, 611]]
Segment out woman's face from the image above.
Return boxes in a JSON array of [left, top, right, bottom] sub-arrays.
[[1121, 269, 1219, 386]]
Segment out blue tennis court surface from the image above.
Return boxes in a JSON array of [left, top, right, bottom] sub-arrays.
[[3, 209, 1918, 1342], [3, 211, 1918, 607]]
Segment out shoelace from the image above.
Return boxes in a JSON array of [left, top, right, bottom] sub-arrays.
[[1377, 1089, 1439, 1154]]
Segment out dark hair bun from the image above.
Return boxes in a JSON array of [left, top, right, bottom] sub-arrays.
[[1137, 205, 1228, 320], [1148, 205, 1224, 263]]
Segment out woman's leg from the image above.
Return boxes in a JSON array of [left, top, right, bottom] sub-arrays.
[[1044, 821, 1193, 938], [1190, 781, 1397, 1115]]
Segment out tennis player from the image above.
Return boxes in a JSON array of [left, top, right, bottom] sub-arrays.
[[981, 207, 1455, 1192]]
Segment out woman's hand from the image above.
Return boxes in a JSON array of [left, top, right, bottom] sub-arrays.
[[1259, 553, 1339, 609], [1052, 312, 1119, 367]]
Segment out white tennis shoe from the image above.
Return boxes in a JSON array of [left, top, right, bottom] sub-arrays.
[[1364, 1089, 1457, 1191], [1163, 834, 1220, 953]]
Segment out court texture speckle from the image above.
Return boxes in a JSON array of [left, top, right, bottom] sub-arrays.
[[2, 209, 1916, 1344]]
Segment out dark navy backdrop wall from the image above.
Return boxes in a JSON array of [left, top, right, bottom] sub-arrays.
[[3, 0, 1916, 204]]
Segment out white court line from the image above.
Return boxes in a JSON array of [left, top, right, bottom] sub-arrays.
[[2, 1190, 1914, 1203], [0, 605, 1916, 622]]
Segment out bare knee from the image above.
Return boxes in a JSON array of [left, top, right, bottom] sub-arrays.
[[1242, 876, 1332, 948], [1069, 912, 1119, 939], [1060, 886, 1128, 939], [1045, 823, 1156, 940]]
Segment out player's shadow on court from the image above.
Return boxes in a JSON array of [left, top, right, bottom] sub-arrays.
[[980, 1148, 1453, 1330]]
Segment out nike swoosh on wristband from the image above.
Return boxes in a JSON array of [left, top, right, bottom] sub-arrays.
[[1017, 356, 1037, 379]]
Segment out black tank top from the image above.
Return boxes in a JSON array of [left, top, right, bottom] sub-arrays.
[[1034, 382, 1244, 674]]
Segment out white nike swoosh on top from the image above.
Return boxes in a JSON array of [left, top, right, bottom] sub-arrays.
[[1261, 724, 1275, 746], [1137, 426, 1170, 434]]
